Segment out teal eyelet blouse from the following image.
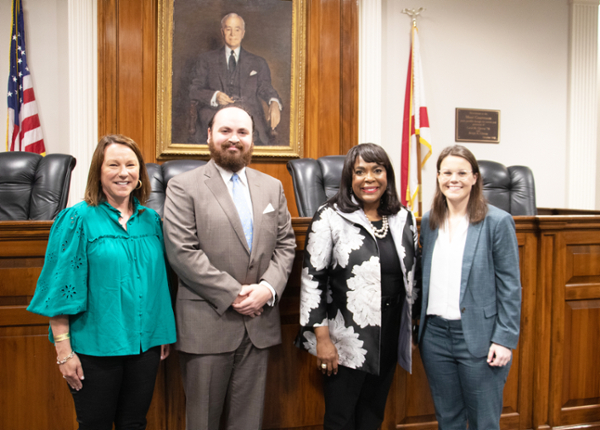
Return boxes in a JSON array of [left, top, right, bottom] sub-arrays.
[[27, 200, 177, 356]]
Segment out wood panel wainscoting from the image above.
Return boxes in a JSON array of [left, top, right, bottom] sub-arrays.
[[1, 215, 600, 429]]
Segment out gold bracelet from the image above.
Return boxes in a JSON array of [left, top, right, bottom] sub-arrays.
[[57, 350, 75, 365], [54, 333, 71, 343]]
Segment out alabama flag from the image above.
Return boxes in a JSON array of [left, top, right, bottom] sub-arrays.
[[7, 0, 45, 154], [400, 25, 432, 216]]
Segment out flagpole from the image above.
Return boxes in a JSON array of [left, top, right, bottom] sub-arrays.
[[403, 8, 424, 216]]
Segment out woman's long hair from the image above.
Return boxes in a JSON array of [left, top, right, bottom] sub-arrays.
[[429, 145, 487, 229], [84, 134, 151, 207], [329, 143, 402, 216]]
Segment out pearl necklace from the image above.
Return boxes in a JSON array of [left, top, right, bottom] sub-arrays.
[[368, 215, 389, 239]]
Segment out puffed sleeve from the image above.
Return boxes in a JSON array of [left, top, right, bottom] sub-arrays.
[[27, 206, 88, 317], [298, 205, 334, 328]]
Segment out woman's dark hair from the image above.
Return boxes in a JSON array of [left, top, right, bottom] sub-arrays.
[[429, 145, 487, 229], [84, 134, 151, 207], [329, 143, 402, 216]]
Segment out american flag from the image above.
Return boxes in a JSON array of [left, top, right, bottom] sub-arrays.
[[7, 0, 45, 154]]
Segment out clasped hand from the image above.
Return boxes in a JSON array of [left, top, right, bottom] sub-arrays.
[[232, 284, 272, 317]]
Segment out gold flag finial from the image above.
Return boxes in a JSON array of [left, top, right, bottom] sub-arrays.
[[401, 7, 424, 27]]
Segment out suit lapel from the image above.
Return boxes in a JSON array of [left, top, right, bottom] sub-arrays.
[[203, 160, 250, 254], [246, 168, 264, 255], [460, 221, 484, 302], [422, 223, 438, 311], [238, 48, 252, 88], [217, 47, 228, 90]]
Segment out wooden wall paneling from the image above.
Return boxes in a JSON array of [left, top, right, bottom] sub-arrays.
[[304, 0, 320, 160], [317, 0, 341, 159], [141, 0, 158, 164], [513, 226, 538, 430], [533, 229, 555, 429], [556, 230, 600, 426], [0, 222, 77, 430], [115, 1, 144, 149], [98, 0, 119, 138], [340, 0, 359, 154]]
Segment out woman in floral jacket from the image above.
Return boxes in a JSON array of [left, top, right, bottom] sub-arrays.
[[296, 143, 419, 430]]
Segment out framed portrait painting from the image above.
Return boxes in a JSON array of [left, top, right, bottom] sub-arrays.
[[156, 0, 306, 160]]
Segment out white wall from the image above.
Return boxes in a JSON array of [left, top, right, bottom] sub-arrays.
[[0, 0, 69, 154], [382, 0, 570, 211]]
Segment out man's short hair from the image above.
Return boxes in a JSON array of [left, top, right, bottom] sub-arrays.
[[208, 105, 255, 134], [221, 13, 245, 30]]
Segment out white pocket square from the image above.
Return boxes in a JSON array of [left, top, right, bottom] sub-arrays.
[[250, 70, 258, 76], [263, 203, 275, 214]]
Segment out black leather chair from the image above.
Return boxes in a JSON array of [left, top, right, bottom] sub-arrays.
[[286, 155, 345, 217], [0, 152, 76, 220], [287, 156, 537, 218], [146, 159, 207, 217], [479, 160, 537, 216]]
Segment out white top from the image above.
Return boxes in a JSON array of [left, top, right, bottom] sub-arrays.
[[214, 162, 275, 305], [426, 215, 469, 320]]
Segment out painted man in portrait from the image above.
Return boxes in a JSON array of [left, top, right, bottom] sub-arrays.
[[188, 13, 282, 146]]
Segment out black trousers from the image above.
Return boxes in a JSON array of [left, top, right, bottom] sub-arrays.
[[322, 361, 397, 430], [322, 297, 402, 430], [69, 346, 161, 430]]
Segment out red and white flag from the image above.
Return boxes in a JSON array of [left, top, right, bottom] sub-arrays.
[[400, 25, 432, 216], [7, 0, 45, 154]]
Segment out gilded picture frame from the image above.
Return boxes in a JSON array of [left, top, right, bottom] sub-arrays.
[[156, 0, 306, 160]]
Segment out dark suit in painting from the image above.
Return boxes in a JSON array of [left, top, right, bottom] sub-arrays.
[[189, 47, 281, 145]]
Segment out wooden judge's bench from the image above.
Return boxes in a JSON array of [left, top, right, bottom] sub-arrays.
[[1, 211, 599, 430]]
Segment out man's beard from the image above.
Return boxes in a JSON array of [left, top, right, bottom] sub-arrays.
[[208, 138, 253, 172]]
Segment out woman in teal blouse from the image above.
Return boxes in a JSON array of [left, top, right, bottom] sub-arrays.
[[27, 134, 176, 430]]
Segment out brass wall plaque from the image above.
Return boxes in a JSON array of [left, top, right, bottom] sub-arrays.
[[455, 108, 500, 143]]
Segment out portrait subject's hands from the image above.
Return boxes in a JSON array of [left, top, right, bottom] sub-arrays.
[[232, 284, 271, 317], [216, 91, 235, 106], [269, 102, 281, 129], [487, 343, 512, 367]]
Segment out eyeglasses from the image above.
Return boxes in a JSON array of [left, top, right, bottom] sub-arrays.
[[438, 170, 473, 181]]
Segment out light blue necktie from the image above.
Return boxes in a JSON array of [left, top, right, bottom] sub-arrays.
[[231, 173, 253, 251]]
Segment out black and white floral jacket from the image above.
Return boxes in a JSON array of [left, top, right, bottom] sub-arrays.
[[295, 203, 419, 375]]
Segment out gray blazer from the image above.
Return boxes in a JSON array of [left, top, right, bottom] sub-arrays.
[[163, 159, 296, 354], [418, 204, 521, 357]]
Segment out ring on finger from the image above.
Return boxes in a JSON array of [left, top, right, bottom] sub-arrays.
[[321, 363, 327, 369]]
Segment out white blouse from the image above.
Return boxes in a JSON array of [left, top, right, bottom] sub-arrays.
[[426, 216, 469, 320]]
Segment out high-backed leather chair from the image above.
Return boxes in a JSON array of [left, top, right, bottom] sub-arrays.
[[0, 152, 76, 220], [287, 155, 345, 217], [287, 156, 537, 218], [478, 160, 537, 216], [146, 159, 207, 217]]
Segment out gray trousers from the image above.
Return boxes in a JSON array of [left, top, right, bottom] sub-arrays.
[[179, 332, 269, 430], [420, 316, 511, 430]]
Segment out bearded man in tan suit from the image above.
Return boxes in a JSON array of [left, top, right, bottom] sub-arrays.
[[163, 105, 296, 430]]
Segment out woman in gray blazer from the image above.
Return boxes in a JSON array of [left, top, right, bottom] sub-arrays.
[[418, 145, 521, 430]]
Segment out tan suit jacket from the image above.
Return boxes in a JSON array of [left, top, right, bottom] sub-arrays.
[[163, 159, 296, 354]]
